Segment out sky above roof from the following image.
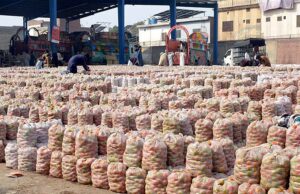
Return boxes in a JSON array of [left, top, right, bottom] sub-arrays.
[[0, 5, 213, 28]]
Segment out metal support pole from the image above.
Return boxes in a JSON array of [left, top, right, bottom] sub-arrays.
[[49, 0, 57, 54], [213, 3, 219, 65], [66, 19, 70, 33], [170, 0, 177, 40], [23, 17, 28, 40], [118, 0, 125, 64]]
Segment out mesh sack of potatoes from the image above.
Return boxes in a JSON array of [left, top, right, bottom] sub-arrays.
[[209, 140, 229, 173], [213, 118, 233, 140], [5, 117, 19, 140], [248, 184, 266, 194], [36, 146, 51, 175], [136, 114, 151, 131], [206, 99, 220, 112], [238, 183, 251, 194], [219, 138, 236, 169], [62, 125, 79, 156], [230, 114, 244, 144], [49, 150, 63, 178], [205, 111, 224, 123], [5, 141, 18, 169], [186, 109, 208, 131], [29, 106, 39, 123], [7, 105, 21, 117], [190, 176, 216, 194], [142, 135, 167, 171], [97, 126, 113, 155], [78, 106, 94, 125], [148, 98, 162, 113], [92, 105, 103, 126], [126, 167, 147, 194], [123, 132, 144, 168], [67, 106, 78, 125], [246, 121, 269, 147], [76, 158, 96, 184], [60, 105, 69, 125], [238, 96, 250, 113], [267, 126, 286, 148], [268, 188, 290, 194], [0, 140, 4, 162], [151, 113, 164, 132], [290, 155, 300, 193], [17, 123, 37, 148], [264, 89, 276, 99], [108, 162, 127, 193], [262, 100, 277, 119], [286, 124, 300, 148], [163, 133, 184, 167], [107, 132, 126, 163], [91, 157, 109, 189], [186, 142, 213, 177], [36, 121, 52, 144], [0, 120, 6, 142], [162, 115, 181, 134], [232, 112, 249, 140], [213, 178, 239, 194], [166, 171, 192, 194], [146, 170, 170, 194], [247, 101, 262, 121], [38, 106, 48, 122], [112, 111, 130, 133], [75, 127, 98, 159], [276, 96, 293, 116], [183, 135, 195, 160], [260, 152, 290, 190], [234, 145, 274, 185], [220, 99, 235, 117], [19, 104, 30, 118], [47, 106, 62, 121], [176, 113, 193, 136], [18, 146, 37, 171], [195, 118, 214, 143], [48, 123, 65, 151], [62, 155, 77, 182]]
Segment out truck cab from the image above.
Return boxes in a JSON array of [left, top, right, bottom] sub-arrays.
[[223, 38, 266, 66]]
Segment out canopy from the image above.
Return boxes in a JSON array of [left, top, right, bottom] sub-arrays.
[[233, 38, 266, 48]]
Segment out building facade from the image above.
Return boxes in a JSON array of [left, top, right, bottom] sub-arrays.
[[261, 0, 300, 64], [218, 0, 261, 41]]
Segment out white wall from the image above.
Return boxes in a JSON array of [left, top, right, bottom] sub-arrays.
[[261, 2, 300, 39], [138, 19, 211, 46]]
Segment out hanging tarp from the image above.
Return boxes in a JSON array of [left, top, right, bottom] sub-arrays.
[[259, 0, 294, 12]]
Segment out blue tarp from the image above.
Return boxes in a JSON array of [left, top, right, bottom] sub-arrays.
[[259, 0, 294, 11]]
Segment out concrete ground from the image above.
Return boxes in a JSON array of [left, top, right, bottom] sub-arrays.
[[0, 164, 114, 194]]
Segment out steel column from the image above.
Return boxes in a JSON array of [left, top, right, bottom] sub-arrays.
[[170, 0, 177, 40], [213, 3, 218, 65], [49, 0, 57, 53], [118, 0, 125, 64], [23, 17, 28, 40], [66, 19, 70, 33]]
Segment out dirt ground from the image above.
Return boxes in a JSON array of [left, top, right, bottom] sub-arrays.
[[0, 164, 114, 194]]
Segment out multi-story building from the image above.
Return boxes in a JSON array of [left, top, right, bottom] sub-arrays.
[[261, 0, 300, 64], [218, 0, 261, 41], [217, 0, 261, 63]]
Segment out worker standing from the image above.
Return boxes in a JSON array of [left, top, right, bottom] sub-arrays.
[[42, 50, 51, 67], [179, 50, 186, 67], [66, 54, 90, 74]]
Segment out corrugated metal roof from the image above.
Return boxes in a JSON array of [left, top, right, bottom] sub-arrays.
[[0, 0, 217, 21]]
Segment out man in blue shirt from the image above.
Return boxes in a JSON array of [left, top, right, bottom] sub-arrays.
[[67, 54, 90, 74]]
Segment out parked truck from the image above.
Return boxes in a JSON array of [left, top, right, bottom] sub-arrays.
[[223, 38, 266, 66]]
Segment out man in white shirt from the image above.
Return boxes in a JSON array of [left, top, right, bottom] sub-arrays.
[[245, 52, 250, 61]]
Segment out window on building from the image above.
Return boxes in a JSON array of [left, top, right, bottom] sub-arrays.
[[246, 8, 251, 12], [266, 17, 271, 22], [176, 30, 181, 38], [246, 19, 250, 24], [193, 29, 201, 33], [284, 16, 286, 20], [297, 15, 300, 27], [277, 16, 282, 21], [257, 19, 261, 23], [222, 21, 234, 32], [243, 20, 245, 23], [161, 32, 167, 41]]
